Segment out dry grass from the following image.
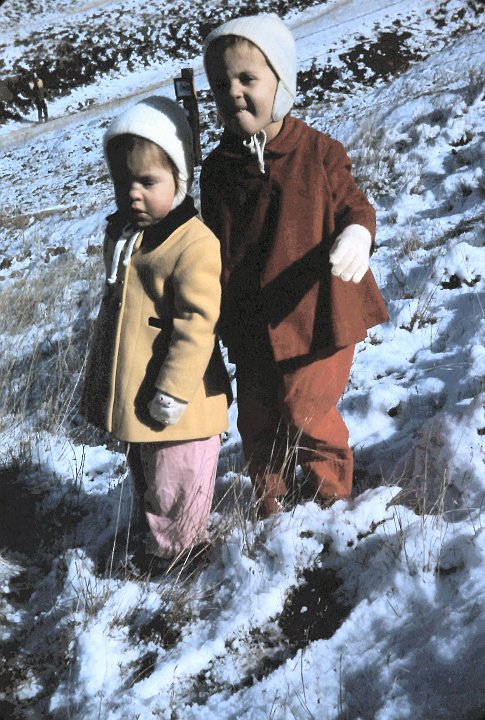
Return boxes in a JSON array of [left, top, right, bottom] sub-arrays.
[[0, 247, 102, 447]]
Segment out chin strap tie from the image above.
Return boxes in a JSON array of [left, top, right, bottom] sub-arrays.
[[243, 130, 267, 174], [107, 225, 140, 285]]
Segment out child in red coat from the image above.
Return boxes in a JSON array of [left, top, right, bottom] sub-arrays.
[[201, 14, 389, 517]]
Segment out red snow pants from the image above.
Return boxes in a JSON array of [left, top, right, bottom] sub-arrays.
[[236, 345, 355, 517]]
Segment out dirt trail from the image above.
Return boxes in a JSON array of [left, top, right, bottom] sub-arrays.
[[0, 0, 437, 152], [0, 75, 177, 152], [291, 0, 404, 36]]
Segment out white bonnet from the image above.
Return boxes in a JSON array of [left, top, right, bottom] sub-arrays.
[[104, 96, 193, 210], [203, 14, 297, 121]]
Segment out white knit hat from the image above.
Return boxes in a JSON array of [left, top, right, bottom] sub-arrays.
[[103, 96, 193, 210], [203, 14, 297, 122]]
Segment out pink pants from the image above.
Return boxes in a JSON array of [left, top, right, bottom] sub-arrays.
[[127, 436, 220, 558]]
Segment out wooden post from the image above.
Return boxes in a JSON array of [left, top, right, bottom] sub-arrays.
[[173, 68, 202, 166]]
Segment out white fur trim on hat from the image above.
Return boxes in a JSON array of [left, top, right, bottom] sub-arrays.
[[103, 96, 193, 210], [203, 14, 297, 122]]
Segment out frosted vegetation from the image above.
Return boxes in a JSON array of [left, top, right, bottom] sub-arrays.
[[0, 1, 483, 718]]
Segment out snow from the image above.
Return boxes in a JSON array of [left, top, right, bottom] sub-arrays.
[[0, 0, 484, 718]]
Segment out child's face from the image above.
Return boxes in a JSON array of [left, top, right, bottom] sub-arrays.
[[109, 142, 177, 228], [207, 40, 283, 142]]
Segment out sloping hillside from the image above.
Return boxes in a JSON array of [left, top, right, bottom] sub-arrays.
[[0, 1, 483, 718]]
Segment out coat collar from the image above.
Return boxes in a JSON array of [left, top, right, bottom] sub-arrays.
[[106, 195, 198, 245], [216, 115, 305, 161], [142, 195, 198, 246]]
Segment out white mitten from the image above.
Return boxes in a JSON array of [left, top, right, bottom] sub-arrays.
[[329, 224, 372, 283], [148, 391, 188, 426]]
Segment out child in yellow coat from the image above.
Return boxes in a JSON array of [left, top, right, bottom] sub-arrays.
[[83, 97, 230, 565]]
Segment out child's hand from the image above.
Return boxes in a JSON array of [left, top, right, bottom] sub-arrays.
[[329, 224, 372, 283], [148, 391, 188, 426]]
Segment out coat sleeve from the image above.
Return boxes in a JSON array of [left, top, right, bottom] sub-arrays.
[[323, 138, 376, 243], [154, 233, 222, 403]]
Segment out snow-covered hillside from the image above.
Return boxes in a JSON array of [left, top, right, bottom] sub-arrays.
[[0, 0, 484, 718]]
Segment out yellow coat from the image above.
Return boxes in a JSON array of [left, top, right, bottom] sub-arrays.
[[82, 203, 230, 442]]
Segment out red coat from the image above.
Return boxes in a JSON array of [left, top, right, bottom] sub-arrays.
[[200, 115, 389, 364]]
